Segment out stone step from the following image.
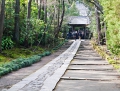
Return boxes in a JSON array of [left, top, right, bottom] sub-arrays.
[[71, 60, 109, 65], [62, 70, 120, 80], [76, 53, 100, 57], [77, 51, 96, 54], [68, 65, 114, 70], [77, 51, 96, 53], [77, 50, 96, 52], [78, 48, 93, 50], [54, 80, 120, 91], [77, 51, 99, 55], [74, 57, 103, 60], [75, 53, 99, 56]]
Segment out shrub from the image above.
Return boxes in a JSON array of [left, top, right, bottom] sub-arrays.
[[0, 51, 51, 77], [2, 37, 14, 50]]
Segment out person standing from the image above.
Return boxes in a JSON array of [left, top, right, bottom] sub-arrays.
[[81, 31, 84, 39], [78, 30, 81, 40]]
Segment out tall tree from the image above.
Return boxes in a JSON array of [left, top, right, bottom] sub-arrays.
[[44, 0, 47, 23], [26, 0, 32, 32], [87, 0, 103, 44], [55, 0, 65, 38], [14, 0, 20, 43], [25, 0, 32, 47], [38, 0, 42, 19], [87, 0, 103, 13], [95, 6, 101, 44], [0, 0, 5, 51], [27, 0, 32, 19]]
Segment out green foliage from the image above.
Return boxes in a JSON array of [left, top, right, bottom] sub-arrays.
[[0, 67, 11, 76], [65, 1, 79, 16], [92, 40, 120, 70], [0, 46, 46, 66], [2, 37, 14, 50], [98, 0, 120, 55], [0, 37, 67, 77], [2, 0, 68, 50], [88, 11, 97, 38], [4, 0, 15, 34], [20, 19, 46, 46], [31, 2, 38, 18], [85, 0, 120, 55], [0, 51, 51, 77]]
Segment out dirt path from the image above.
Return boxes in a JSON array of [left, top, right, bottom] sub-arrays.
[[0, 40, 73, 91]]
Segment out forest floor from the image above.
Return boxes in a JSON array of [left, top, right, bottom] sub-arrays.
[[0, 40, 73, 91]]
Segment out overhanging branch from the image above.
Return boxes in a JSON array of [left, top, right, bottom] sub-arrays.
[[87, 0, 103, 14]]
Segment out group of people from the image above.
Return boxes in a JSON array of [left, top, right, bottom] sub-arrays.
[[67, 30, 84, 40]]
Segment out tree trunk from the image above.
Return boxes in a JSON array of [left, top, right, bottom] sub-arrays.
[[44, 0, 47, 23], [55, 0, 65, 38], [14, 0, 20, 43], [41, 2, 44, 20], [104, 22, 107, 44], [26, 0, 32, 32], [42, 0, 47, 46], [88, 0, 103, 14], [25, 0, 32, 47], [59, 0, 65, 29], [27, 0, 32, 19], [95, 7, 101, 45], [38, 0, 42, 19], [0, 0, 5, 52], [54, 0, 60, 38]]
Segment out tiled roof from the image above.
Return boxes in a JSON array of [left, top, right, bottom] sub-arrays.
[[68, 16, 90, 25]]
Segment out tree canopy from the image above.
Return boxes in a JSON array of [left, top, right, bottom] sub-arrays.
[[0, 0, 120, 55]]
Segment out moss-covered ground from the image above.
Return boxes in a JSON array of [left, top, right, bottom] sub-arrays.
[[91, 40, 120, 71], [0, 46, 46, 65], [0, 39, 67, 76], [0, 39, 67, 66]]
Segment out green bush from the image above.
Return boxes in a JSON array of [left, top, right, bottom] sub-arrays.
[[0, 67, 11, 76], [2, 37, 14, 50], [0, 51, 51, 77], [45, 51, 51, 56], [98, 0, 120, 55], [0, 39, 66, 77]]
